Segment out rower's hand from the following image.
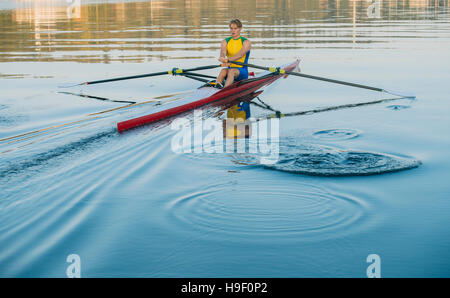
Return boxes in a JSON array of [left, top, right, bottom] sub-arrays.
[[219, 57, 231, 66]]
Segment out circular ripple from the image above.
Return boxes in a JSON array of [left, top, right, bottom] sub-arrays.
[[312, 128, 361, 141], [165, 181, 370, 242], [223, 139, 421, 176], [386, 105, 410, 110], [181, 138, 421, 177], [264, 143, 421, 176]]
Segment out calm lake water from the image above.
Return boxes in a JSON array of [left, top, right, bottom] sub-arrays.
[[1, 0, 450, 277]]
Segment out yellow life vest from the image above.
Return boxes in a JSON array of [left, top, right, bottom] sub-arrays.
[[225, 36, 250, 68]]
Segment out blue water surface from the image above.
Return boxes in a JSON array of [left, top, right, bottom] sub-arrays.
[[1, 0, 450, 277]]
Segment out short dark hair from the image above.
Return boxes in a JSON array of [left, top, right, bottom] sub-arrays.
[[229, 19, 242, 28]]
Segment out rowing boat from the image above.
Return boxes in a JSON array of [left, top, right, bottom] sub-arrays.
[[116, 60, 300, 132], [60, 58, 413, 133]]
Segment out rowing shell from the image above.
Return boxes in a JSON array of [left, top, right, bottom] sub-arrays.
[[117, 60, 300, 132]]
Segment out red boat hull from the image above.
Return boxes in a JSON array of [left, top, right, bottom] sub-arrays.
[[117, 60, 299, 132]]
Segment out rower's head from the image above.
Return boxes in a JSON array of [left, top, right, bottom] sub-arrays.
[[229, 19, 242, 39]]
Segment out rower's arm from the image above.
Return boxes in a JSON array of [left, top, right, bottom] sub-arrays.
[[228, 40, 251, 61], [219, 40, 227, 58]]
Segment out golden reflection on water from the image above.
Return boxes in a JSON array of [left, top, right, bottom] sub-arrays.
[[0, 0, 449, 63]]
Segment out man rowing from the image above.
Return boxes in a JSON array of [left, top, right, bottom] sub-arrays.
[[214, 19, 253, 138], [215, 19, 251, 88]]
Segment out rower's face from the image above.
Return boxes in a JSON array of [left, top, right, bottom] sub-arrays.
[[229, 24, 241, 37]]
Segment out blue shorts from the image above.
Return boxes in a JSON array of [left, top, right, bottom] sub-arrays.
[[229, 67, 248, 81], [237, 101, 251, 119]]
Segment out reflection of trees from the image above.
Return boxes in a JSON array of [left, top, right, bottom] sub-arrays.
[[0, 0, 448, 63]]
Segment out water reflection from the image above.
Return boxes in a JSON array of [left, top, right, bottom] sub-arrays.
[[0, 0, 449, 63]]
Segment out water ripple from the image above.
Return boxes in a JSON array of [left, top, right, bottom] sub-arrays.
[[185, 138, 421, 177], [312, 129, 361, 141], [164, 181, 372, 243], [263, 143, 421, 176], [386, 105, 411, 110]]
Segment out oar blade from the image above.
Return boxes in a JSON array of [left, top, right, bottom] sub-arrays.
[[383, 89, 416, 99]]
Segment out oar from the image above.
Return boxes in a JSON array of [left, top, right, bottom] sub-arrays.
[[58, 91, 137, 104], [253, 96, 414, 122], [230, 61, 415, 99], [59, 64, 222, 88], [1, 91, 193, 144]]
